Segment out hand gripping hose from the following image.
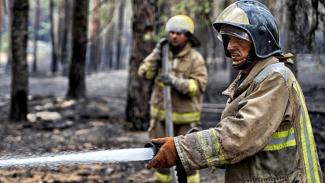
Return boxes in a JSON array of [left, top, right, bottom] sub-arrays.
[[145, 142, 187, 183]]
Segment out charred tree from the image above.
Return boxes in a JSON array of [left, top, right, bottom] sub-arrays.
[[60, 0, 73, 76], [87, 0, 101, 72], [126, 0, 158, 130], [9, 0, 29, 122], [287, 0, 320, 53], [50, 0, 58, 74], [5, 0, 13, 74], [116, 0, 125, 69], [32, 0, 40, 73], [66, 0, 89, 99]]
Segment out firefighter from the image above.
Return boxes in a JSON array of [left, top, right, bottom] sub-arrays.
[[138, 15, 208, 182], [147, 1, 323, 182]]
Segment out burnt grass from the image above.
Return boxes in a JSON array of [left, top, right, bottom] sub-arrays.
[[0, 97, 149, 183], [0, 79, 324, 182]]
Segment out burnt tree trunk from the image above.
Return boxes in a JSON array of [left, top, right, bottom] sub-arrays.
[[32, 0, 40, 73], [116, 0, 125, 69], [5, 0, 13, 74], [66, 0, 89, 99], [88, 0, 101, 73], [9, 0, 29, 122], [50, 0, 58, 74], [60, 0, 73, 76], [126, 0, 158, 130], [287, 0, 319, 53]]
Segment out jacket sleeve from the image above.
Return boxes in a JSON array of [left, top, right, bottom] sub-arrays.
[[171, 53, 208, 97], [138, 46, 162, 80], [174, 73, 289, 171]]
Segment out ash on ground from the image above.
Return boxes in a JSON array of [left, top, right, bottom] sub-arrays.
[[0, 59, 324, 182]]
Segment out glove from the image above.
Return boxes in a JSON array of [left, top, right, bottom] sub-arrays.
[[159, 74, 174, 86], [159, 74, 190, 95], [147, 137, 177, 169]]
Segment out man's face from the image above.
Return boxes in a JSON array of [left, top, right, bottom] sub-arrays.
[[168, 31, 188, 47], [227, 35, 252, 66]]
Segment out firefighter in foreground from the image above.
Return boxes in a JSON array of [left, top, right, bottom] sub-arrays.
[[138, 15, 208, 182], [147, 1, 323, 182]]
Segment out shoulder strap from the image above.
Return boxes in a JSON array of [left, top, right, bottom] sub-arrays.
[[276, 52, 294, 64], [254, 62, 288, 84]]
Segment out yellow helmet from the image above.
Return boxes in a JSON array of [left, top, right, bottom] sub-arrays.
[[165, 15, 194, 34]]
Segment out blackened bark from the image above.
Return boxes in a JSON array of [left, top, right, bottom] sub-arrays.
[[66, 0, 89, 99], [50, 0, 58, 74], [287, 0, 319, 53], [9, 0, 29, 122], [60, 0, 73, 76], [116, 0, 125, 69], [88, 0, 101, 72], [32, 0, 40, 73], [126, 0, 158, 130]]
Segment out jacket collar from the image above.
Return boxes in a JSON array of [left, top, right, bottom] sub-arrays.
[[222, 56, 279, 99], [169, 43, 192, 59]]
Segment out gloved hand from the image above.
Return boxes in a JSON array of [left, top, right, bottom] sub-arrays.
[[159, 74, 190, 95], [147, 137, 177, 169], [159, 74, 175, 86]]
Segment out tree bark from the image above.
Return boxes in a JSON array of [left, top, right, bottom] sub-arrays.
[[126, 0, 158, 130], [9, 0, 29, 122], [116, 0, 125, 69], [32, 0, 40, 73], [5, 0, 13, 74], [66, 0, 89, 99], [287, 0, 319, 53], [87, 0, 101, 72], [49, 0, 58, 74], [60, 0, 73, 76]]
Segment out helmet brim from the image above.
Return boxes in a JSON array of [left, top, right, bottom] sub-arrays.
[[218, 24, 252, 42], [188, 34, 200, 47]]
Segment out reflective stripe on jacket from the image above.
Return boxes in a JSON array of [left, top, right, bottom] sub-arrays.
[[174, 57, 323, 182], [138, 43, 208, 124]]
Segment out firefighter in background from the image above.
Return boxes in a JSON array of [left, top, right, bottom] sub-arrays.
[[147, 1, 323, 182], [138, 15, 208, 182]]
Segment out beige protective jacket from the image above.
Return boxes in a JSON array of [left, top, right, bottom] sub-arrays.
[[138, 43, 208, 124], [175, 57, 323, 182]]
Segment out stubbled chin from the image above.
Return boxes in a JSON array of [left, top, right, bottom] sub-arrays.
[[232, 59, 245, 65]]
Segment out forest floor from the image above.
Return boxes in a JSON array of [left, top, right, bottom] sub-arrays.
[[0, 59, 324, 182]]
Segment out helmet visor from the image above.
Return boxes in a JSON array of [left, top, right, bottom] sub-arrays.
[[218, 25, 251, 42]]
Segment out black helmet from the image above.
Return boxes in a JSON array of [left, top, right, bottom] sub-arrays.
[[213, 0, 282, 59]]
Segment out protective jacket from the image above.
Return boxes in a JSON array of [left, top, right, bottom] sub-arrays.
[[174, 57, 323, 182], [138, 43, 208, 124]]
